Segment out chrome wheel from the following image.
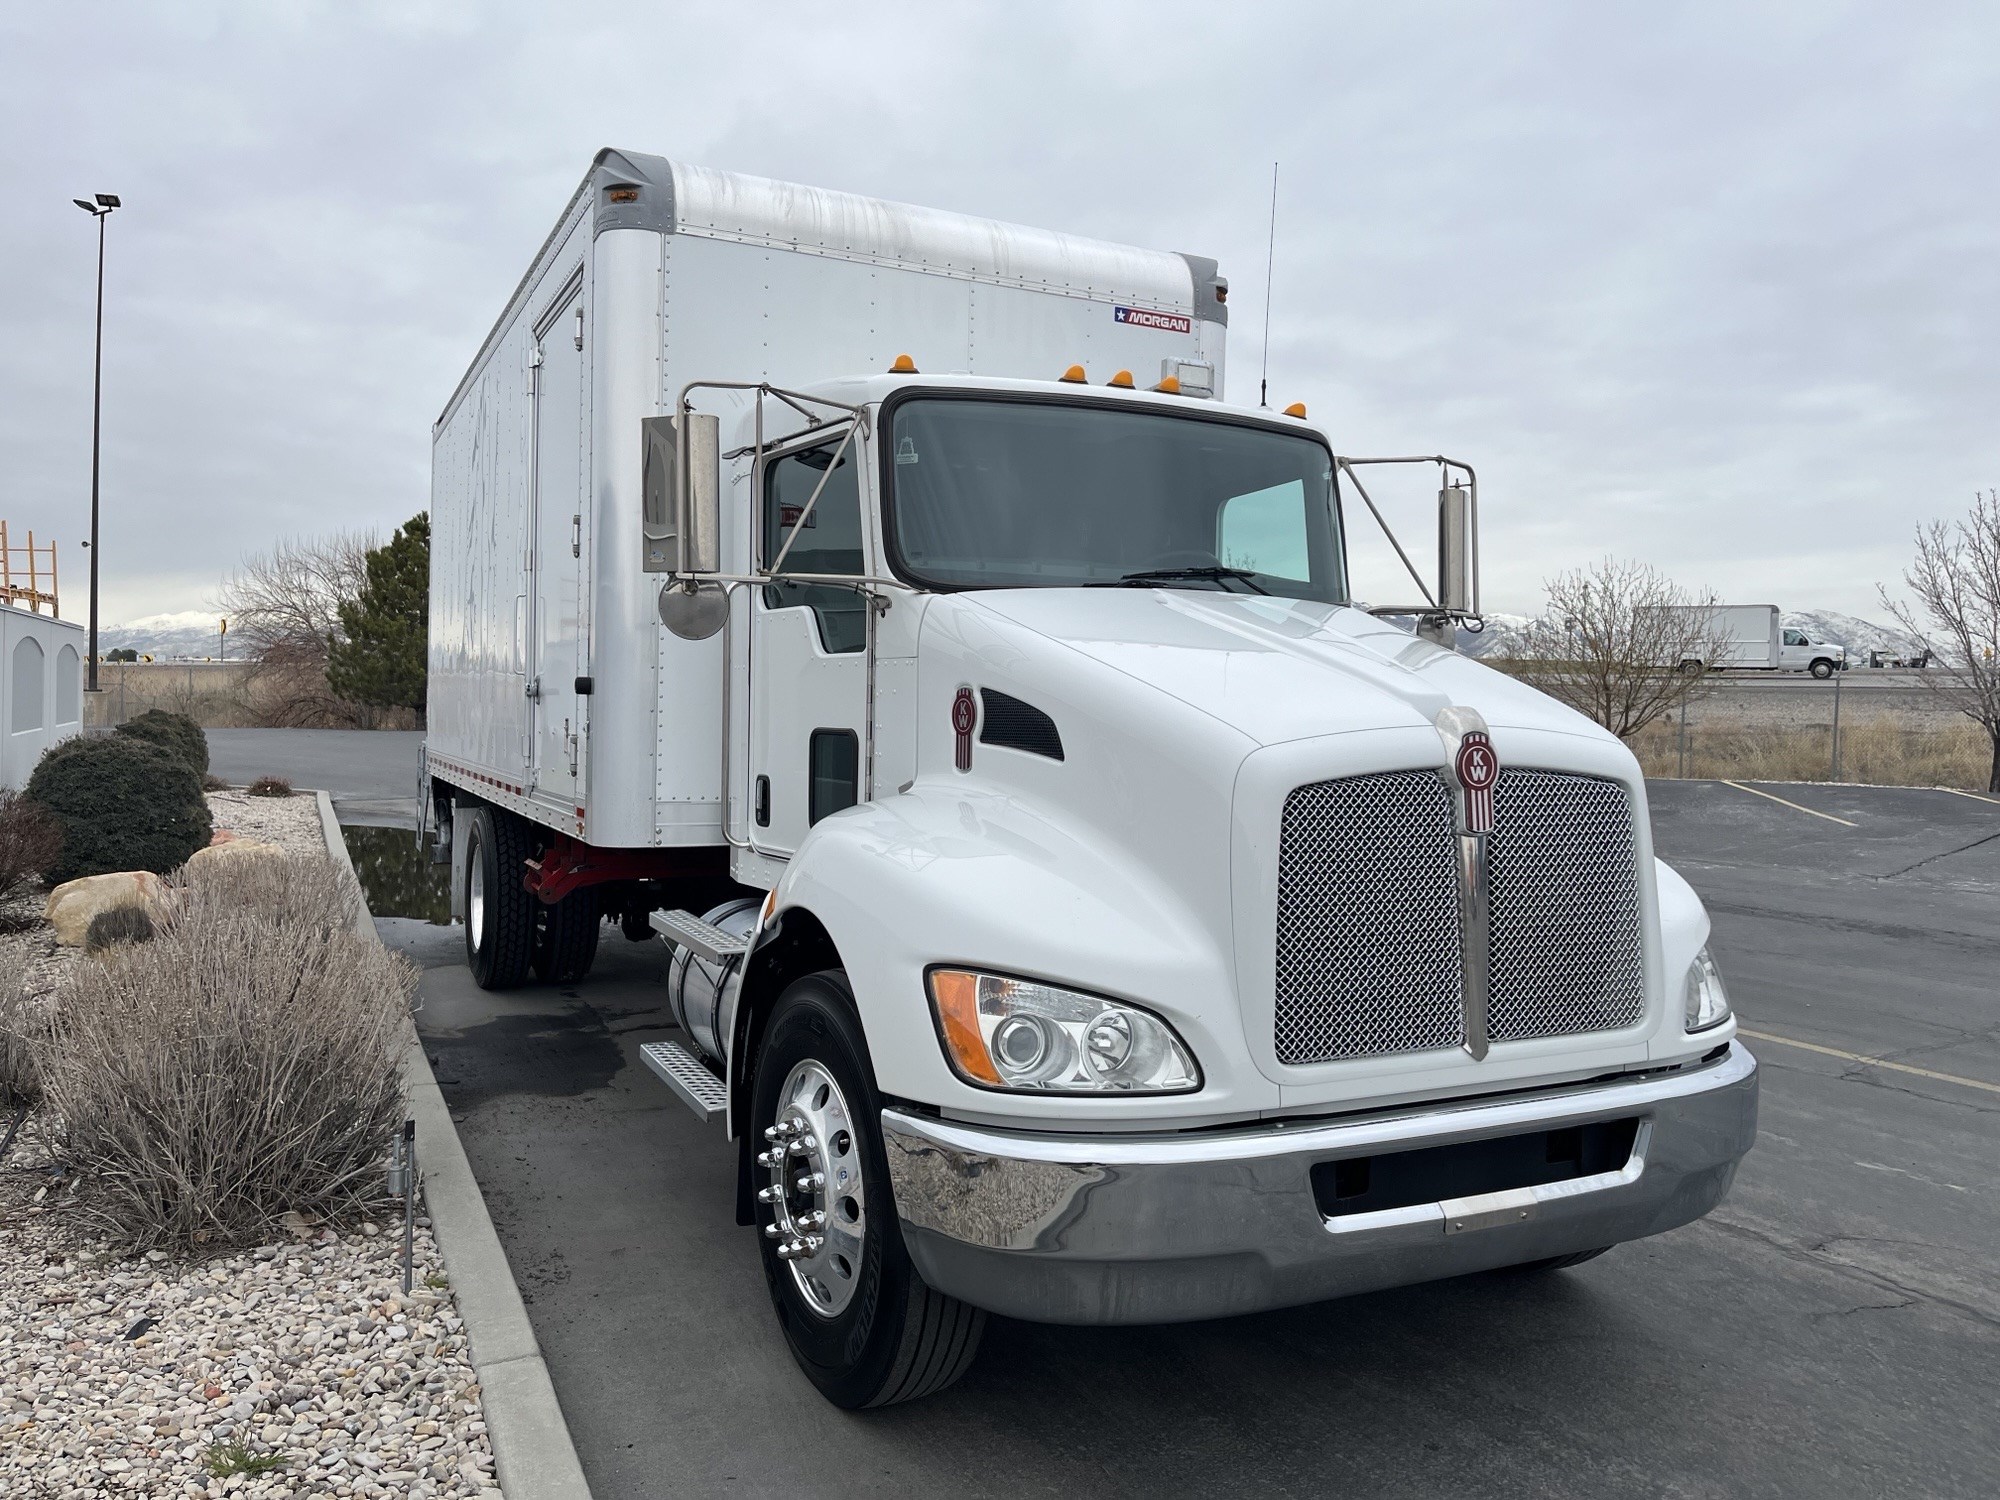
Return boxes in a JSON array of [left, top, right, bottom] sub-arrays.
[[758, 1058, 866, 1318], [468, 834, 487, 950]]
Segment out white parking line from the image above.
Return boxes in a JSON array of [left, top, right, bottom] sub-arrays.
[[1738, 1026, 2000, 1097], [1720, 781, 1858, 827], [1936, 787, 2000, 807]]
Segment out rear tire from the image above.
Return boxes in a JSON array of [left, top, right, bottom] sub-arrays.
[[750, 970, 985, 1408], [532, 886, 601, 983], [463, 806, 534, 990]]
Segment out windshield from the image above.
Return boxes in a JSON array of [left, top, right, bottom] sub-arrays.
[[886, 397, 1345, 602]]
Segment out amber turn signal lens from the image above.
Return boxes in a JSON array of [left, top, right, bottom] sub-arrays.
[[929, 969, 1001, 1085]]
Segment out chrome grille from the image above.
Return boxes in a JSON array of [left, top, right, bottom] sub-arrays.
[[1486, 770, 1646, 1041], [1274, 766, 1646, 1066], [1274, 773, 1465, 1064]]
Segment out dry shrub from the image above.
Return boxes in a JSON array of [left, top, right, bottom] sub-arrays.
[[0, 988, 51, 1105], [247, 775, 293, 798], [1631, 717, 1989, 789], [36, 855, 413, 1251], [0, 790, 64, 901]]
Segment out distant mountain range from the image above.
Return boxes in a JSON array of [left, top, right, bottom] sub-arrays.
[[96, 611, 236, 661], [1456, 608, 1929, 663]]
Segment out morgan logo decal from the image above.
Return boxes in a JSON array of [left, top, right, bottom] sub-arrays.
[[1114, 305, 1193, 334], [952, 687, 977, 772], [1455, 732, 1497, 834]]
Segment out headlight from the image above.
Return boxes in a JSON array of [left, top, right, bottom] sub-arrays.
[[1683, 947, 1732, 1032], [927, 969, 1201, 1094]]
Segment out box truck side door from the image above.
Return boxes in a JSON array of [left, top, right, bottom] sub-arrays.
[[528, 280, 587, 806], [748, 430, 870, 857]]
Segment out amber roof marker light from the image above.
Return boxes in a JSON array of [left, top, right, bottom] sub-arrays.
[[889, 353, 918, 373], [1283, 401, 1307, 419], [1058, 364, 1087, 384], [1107, 369, 1135, 389]]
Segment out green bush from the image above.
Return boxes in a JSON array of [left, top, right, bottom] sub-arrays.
[[25, 735, 213, 884], [115, 709, 210, 778]]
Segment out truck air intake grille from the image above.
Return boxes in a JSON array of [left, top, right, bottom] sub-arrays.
[[1274, 768, 1645, 1065], [979, 689, 1064, 761], [1275, 773, 1466, 1064], [1485, 770, 1646, 1041]]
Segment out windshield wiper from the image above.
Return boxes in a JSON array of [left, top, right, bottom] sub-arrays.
[[1096, 566, 1270, 594]]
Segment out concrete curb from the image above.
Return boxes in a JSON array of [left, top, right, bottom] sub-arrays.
[[317, 791, 595, 1500]]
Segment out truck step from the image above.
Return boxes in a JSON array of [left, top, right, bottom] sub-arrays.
[[641, 1040, 727, 1123], [649, 908, 749, 963]]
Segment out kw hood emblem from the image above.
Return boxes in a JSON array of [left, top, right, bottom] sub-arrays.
[[1453, 731, 1498, 835], [1434, 706, 1496, 1060]]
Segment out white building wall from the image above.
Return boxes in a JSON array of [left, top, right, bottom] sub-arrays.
[[0, 605, 87, 791]]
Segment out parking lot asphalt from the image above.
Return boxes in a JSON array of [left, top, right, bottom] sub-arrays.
[[381, 780, 2000, 1500], [206, 727, 423, 824]]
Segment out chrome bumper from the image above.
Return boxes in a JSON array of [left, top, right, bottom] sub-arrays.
[[883, 1041, 1757, 1325]]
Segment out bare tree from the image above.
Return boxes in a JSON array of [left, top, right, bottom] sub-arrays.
[[1879, 489, 2000, 793], [1506, 557, 1728, 740], [217, 532, 375, 662]]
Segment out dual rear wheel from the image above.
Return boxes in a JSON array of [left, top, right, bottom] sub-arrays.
[[461, 805, 600, 990]]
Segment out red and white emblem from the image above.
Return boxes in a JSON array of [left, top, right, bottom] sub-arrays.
[[1455, 731, 1497, 834], [952, 687, 977, 772]]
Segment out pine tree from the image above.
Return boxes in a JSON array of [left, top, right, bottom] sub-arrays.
[[328, 513, 430, 715]]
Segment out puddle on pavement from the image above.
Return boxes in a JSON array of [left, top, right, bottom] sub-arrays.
[[341, 824, 453, 925]]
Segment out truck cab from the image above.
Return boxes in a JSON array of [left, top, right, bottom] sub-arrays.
[[1781, 626, 1846, 678], [425, 153, 1756, 1410]]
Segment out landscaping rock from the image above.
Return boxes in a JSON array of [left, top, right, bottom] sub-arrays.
[[44, 870, 167, 949], [185, 838, 288, 875]]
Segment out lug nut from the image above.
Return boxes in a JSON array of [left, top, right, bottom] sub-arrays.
[[756, 1185, 782, 1204], [763, 1124, 783, 1142], [799, 1210, 826, 1229], [756, 1148, 781, 1167], [795, 1172, 825, 1192], [764, 1223, 781, 1239], [796, 1134, 817, 1152]]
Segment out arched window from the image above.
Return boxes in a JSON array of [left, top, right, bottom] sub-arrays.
[[56, 644, 81, 725], [12, 637, 45, 733]]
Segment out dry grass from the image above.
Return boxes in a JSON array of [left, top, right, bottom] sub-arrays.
[[1631, 715, 1992, 789], [31, 855, 414, 1251], [0, 988, 50, 1106]]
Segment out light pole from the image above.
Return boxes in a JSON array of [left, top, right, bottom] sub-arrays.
[[73, 192, 120, 692]]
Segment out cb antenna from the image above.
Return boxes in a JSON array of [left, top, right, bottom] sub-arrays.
[[1259, 160, 1278, 409]]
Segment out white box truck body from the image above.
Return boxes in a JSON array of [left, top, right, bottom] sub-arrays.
[[423, 150, 1756, 1408]]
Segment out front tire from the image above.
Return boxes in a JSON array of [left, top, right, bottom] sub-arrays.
[[750, 970, 985, 1408], [463, 806, 534, 990], [1810, 658, 1835, 679]]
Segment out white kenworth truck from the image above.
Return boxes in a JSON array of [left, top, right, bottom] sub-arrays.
[[423, 149, 1758, 1408]]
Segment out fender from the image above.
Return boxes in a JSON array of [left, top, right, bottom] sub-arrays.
[[736, 782, 1284, 1135]]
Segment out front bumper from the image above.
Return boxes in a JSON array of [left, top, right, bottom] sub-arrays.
[[883, 1041, 1757, 1325]]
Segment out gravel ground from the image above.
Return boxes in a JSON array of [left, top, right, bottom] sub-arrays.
[[1, 793, 500, 1499], [205, 790, 326, 858]]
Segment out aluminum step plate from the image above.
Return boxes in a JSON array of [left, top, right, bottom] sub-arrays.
[[649, 907, 749, 963], [641, 1040, 727, 1123]]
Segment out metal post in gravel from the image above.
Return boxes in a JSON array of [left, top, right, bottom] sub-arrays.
[[1831, 668, 1844, 781], [403, 1119, 417, 1295]]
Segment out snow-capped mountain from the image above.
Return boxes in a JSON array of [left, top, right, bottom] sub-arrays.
[[97, 611, 233, 661]]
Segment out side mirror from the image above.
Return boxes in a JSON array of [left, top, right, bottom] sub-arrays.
[[641, 413, 720, 574], [1437, 482, 1477, 616]]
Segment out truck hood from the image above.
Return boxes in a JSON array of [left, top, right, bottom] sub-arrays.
[[963, 589, 1605, 748]]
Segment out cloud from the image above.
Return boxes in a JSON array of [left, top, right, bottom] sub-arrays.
[[1, 1, 1994, 622]]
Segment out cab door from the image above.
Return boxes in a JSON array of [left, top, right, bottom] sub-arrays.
[[747, 430, 870, 857], [1780, 627, 1809, 671], [527, 279, 586, 805]]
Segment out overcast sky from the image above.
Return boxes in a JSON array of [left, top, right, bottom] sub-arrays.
[[2, 2, 1994, 626]]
